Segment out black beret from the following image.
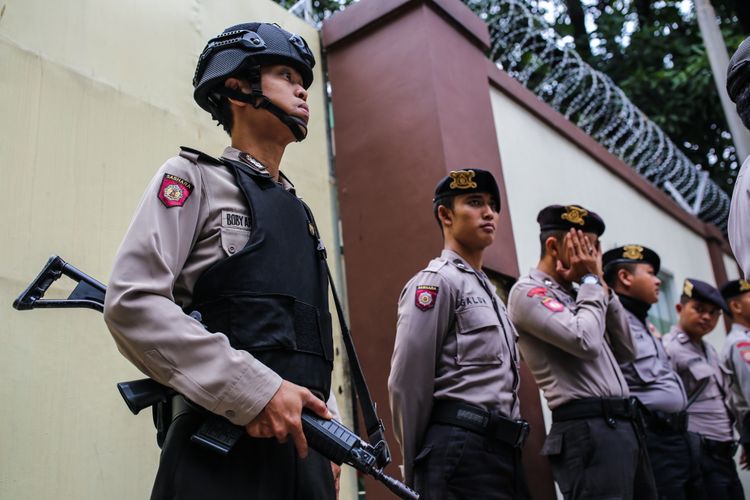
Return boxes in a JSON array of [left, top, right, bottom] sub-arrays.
[[433, 169, 501, 212], [537, 204, 605, 236], [720, 279, 750, 302], [603, 245, 661, 274], [728, 36, 750, 103], [682, 278, 728, 313]]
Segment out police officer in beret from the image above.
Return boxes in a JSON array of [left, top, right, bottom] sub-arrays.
[[388, 169, 528, 499], [721, 278, 750, 469], [103, 23, 340, 499], [508, 205, 657, 500], [664, 279, 743, 500], [603, 246, 706, 500], [728, 36, 750, 279]]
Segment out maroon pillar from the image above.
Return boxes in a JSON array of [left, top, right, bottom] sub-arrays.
[[323, 1, 551, 498]]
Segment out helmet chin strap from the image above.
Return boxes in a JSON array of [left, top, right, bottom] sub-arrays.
[[218, 65, 308, 142]]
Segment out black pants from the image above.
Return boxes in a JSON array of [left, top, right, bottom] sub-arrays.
[[542, 418, 657, 500], [413, 423, 528, 500], [644, 428, 706, 500], [697, 436, 744, 500], [150, 410, 335, 500]]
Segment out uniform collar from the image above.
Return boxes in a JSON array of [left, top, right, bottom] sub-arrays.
[[730, 322, 750, 337], [441, 249, 482, 276], [529, 268, 574, 295], [221, 146, 296, 193]]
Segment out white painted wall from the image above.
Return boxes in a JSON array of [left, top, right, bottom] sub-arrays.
[[490, 86, 749, 493], [0, 1, 355, 498]]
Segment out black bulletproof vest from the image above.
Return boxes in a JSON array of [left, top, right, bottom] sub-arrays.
[[190, 158, 333, 397]]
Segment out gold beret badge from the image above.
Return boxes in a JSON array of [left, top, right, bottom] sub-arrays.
[[683, 280, 694, 297], [622, 245, 644, 261], [561, 205, 588, 226], [449, 170, 478, 190]]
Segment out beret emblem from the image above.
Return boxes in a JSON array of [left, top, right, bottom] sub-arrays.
[[561, 205, 587, 226], [449, 170, 478, 190], [683, 280, 694, 297], [622, 245, 644, 260]]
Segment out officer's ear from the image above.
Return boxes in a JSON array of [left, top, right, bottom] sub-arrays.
[[675, 302, 683, 315], [224, 77, 252, 107], [729, 298, 742, 318], [544, 236, 560, 259], [617, 268, 633, 288], [438, 205, 453, 227]]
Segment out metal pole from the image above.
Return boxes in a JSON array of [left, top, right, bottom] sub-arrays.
[[694, 0, 750, 161]]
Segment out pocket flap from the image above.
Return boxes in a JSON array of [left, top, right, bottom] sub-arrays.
[[413, 446, 432, 465], [687, 359, 713, 380], [456, 305, 500, 334], [541, 432, 563, 456]]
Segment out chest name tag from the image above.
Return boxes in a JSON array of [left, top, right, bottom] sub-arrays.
[[222, 210, 251, 230]]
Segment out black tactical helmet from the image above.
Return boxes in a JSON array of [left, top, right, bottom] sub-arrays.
[[727, 36, 750, 104], [193, 23, 316, 140]]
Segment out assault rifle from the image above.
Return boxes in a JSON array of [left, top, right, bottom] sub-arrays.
[[14, 255, 418, 500]]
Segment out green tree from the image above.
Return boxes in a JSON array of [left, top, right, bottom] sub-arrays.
[[539, 0, 747, 193]]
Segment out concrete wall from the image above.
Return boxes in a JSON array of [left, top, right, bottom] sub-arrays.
[[0, 0, 355, 498]]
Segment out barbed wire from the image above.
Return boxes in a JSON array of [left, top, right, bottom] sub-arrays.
[[465, 0, 729, 230]]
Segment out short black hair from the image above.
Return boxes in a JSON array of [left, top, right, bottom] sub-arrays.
[[738, 83, 750, 130], [217, 96, 233, 136], [539, 230, 566, 259], [603, 262, 638, 288], [433, 196, 455, 230]]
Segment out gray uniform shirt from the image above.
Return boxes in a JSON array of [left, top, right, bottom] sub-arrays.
[[663, 328, 734, 441], [619, 309, 687, 413], [507, 269, 635, 410], [103, 147, 338, 427], [729, 156, 750, 280], [388, 249, 520, 485], [721, 323, 750, 435]]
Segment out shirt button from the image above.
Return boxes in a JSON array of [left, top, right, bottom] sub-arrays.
[[228, 246, 236, 254], [225, 409, 235, 419]]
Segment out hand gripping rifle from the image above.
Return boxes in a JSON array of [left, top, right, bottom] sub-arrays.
[[14, 256, 418, 500]]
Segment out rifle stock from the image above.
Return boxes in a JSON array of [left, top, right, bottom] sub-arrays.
[[14, 256, 418, 499]]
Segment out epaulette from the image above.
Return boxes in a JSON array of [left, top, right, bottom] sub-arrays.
[[179, 146, 224, 166], [677, 332, 690, 344], [425, 259, 449, 273]]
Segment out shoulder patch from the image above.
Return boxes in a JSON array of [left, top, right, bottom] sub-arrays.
[[541, 297, 564, 312], [737, 341, 750, 349], [741, 348, 750, 363], [527, 287, 548, 298], [415, 286, 439, 311], [158, 173, 193, 208]]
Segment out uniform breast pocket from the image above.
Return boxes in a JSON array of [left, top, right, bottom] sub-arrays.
[[687, 359, 720, 398], [455, 305, 503, 366], [220, 227, 250, 256], [632, 335, 659, 383]]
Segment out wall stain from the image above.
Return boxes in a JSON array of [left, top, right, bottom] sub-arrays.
[[0, 5, 6, 21]]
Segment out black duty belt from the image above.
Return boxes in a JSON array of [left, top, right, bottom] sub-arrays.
[[552, 397, 639, 425], [643, 409, 688, 434], [430, 400, 529, 448], [702, 437, 738, 458]]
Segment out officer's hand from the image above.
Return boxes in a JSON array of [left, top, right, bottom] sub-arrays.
[[741, 447, 749, 470], [245, 380, 332, 458], [331, 462, 341, 498], [556, 229, 604, 284]]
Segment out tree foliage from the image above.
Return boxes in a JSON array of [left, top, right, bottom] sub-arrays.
[[527, 0, 747, 193], [277, 0, 748, 193]]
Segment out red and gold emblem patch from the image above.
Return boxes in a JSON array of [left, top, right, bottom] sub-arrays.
[[742, 349, 750, 363], [415, 286, 439, 311], [158, 173, 193, 208], [527, 287, 548, 298], [541, 297, 564, 312]]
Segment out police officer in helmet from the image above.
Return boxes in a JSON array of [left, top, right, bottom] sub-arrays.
[[104, 23, 339, 499]]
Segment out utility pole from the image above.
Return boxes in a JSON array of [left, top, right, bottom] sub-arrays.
[[694, 0, 750, 161]]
